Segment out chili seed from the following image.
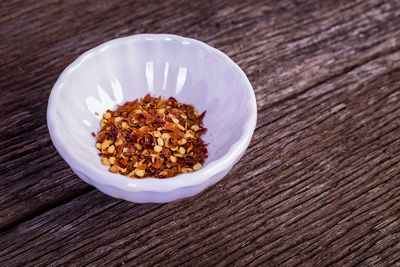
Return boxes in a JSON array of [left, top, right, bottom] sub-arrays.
[[161, 133, 170, 140], [102, 157, 110, 165], [154, 145, 163, 153], [109, 165, 118, 173], [191, 125, 200, 131], [103, 112, 111, 119], [135, 168, 145, 177], [181, 167, 192, 173], [121, 122, 129, 129], [157, 137, 164, 146], [170, 156, 177, 163], [177, 123, 185, 131], [109, 157, 116, 164], [178, 139, 187, 145], [101, 141, 109, 150], [193, 162, 202, 171], [107, 145, 115, 154], [134, 143, 142, 150]]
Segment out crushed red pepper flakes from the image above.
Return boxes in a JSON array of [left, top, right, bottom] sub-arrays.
[[95, 94, 208, 178]]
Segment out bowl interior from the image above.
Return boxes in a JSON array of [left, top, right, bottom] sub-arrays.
[[49, 35, 254, 180]]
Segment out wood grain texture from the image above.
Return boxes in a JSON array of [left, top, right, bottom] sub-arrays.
[[1, 0, 399, 266]]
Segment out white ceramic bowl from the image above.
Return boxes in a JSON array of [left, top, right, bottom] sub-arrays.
[[47, 34, 257, 203]]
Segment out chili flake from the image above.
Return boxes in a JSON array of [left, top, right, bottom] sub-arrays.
[[95, 94, 208, 178]]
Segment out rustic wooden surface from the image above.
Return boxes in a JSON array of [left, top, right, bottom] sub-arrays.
[[1, 0, 399, 266]]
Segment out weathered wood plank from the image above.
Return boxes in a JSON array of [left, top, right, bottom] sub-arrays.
[[1, 0, 399, 231], [1, 0, 399, 266], [1, 37, 399, 267]]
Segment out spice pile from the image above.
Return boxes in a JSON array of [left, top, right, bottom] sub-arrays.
[[94, 94, 208, 178]]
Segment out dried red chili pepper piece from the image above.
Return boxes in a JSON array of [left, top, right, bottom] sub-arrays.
[[94, 94, 208, 178]]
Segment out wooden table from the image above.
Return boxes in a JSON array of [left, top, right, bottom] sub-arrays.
[[1, 0, 399, 266]]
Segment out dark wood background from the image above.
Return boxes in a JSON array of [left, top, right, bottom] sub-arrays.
[[1, 0, 399, 266]]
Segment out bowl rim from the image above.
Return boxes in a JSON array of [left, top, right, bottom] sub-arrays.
[[47, 33, 257, 193]]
